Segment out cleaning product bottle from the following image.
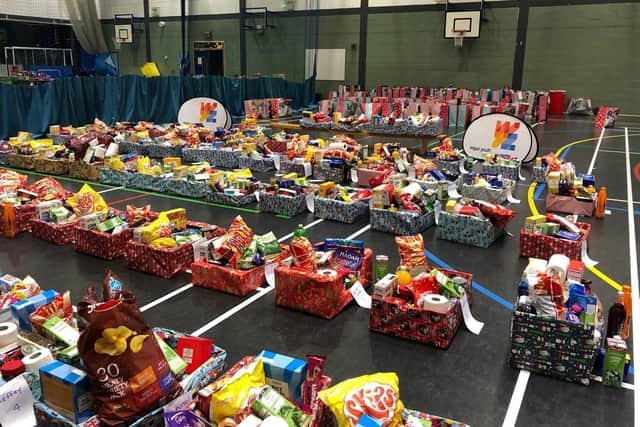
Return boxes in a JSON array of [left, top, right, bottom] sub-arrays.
[[622, 285, 632, 340], [595, 186, 607, 219], [293, 224, 307, 238], [606, 292, 626, 338], [2, 200, 16, 239]]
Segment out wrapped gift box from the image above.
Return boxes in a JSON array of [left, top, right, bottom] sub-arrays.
[[519, 222, 590, 260], [182, 148, 217, 165], [312, 163, 348, 183], [206, 149, 240, 169], [8, 152, 36, 170], [370, 208, 435, 235], [356, 167, 387, 187], [126, 241, 199, 278], [369, 268, 472, 349], [206, 191, 256, 207], [532, 165, 547, 183], [509, 306, 599, 385], [460, 182, 513, 204], [34, 157, 69, 175], [481, 163, 520, 181], [69, 161, 103, 182], [264, 139, 289, 154], [402, 408, 471, 427], [259, 192, 307, 216], [47, 133, 73, 146], [436, 211, 503, 248], [546, 193, 595, 217], [282, 160, 312, 177], [128, 173, 169, 193], [99, 168, 131, 186], [147, 144, 183, 159], [74, 227, 133, 260], [0, 203, 36, 235], [192, 246, 290, 296], [31, 218, 80, 245], [314, 197, 369, 224], [118, 141, 148, 155], [166, 179, 211, 199], [237, 154, 276, 172], [0, 150, 12, 166], [434, 158, 463, 176], [275, 248, 373, 319]]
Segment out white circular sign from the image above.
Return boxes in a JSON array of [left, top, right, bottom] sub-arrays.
[[462, 113, 538, 163], [178, 97, 230, 129]]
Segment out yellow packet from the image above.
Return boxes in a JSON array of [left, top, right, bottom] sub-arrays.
[[210, 359, 265, 423], [150, 237, 176, 248], [108, 157, 125, 171], [141, 213, 171, 244], [67, 184, 108, 216]]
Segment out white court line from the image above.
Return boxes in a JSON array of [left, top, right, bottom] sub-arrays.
[[591, 375, 635, 390], [98, 186, 124, 194], [600, 149, 640, 156], [624, 127, 640, 425], [139, 283, 194, 312], [587, 127, 606, 174], [501, 370, 530, 427], [277, 218, 324, 242], [345, 224, 371, 240], [608, 197, 640, 205]]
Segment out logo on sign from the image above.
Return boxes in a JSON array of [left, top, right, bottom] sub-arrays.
[[491, 120, 520, 151], [199, 102, 218, 123]]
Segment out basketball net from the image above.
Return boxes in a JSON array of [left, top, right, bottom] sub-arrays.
[[454, 30, 466, 48]]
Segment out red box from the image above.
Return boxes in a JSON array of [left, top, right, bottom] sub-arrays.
[[126, 241, 197, 278], [0, 204, 36, 235], [177, 336, 213, 374], [519, 222, 590, 261], [369, 268, 472, 350], [546, 194, 595, 217], [30, 218, 79, 245], [567, 260, 585, 282], [274, 248, 373, 319], [192, 246, 291, 296], [74, 227, 134, 260]]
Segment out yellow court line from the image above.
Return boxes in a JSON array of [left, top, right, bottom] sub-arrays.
[[528, 133, 640, 292]]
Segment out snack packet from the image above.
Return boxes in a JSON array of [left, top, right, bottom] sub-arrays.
[[290, 236, 316, 272], [255, 232, 281, 258], [239, 238, 259, 270], [29, 291, 73, 333], [67, 183, 108, 216], [209, 358, 266, 423], [141, 213, 173, 244], [26, 177, 71, 201], [332, 245, 364, 272], [214, 216, 255, 268], [395, 235, 426, 273], [471, 199, 516, 229], [126, 204, 151, 224], [102, 270, 129, 302]]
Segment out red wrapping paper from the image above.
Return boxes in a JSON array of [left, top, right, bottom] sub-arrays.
[[274, 248, 373, 319], [74, 227, 134, 260], [191, 246, 291, 296], [126, 241, 196, 279], [30, 218, 79, 245], [519, 222, 590, 260], [0, 204, 36, 235]]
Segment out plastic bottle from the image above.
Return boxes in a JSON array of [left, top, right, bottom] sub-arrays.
[[622, 285, 632, 340], [293, 224, 307, 238], [606, 292, 626, 338], [595, 187, 607, 219], [2, 200, 16, 239]]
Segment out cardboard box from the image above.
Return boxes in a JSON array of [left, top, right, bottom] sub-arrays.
[[11, 289, 58, 331], [39, 361, 94, 424], [257, 351, 307, 404]]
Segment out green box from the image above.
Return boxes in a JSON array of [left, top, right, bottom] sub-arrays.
[[43, 316, 79, 347], [96, 216, 123, 232]]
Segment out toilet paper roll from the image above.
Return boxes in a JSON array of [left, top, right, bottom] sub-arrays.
[[419, 294, 450, 314], [328, 142, 348, 151], [22, 348, 54, 373], [0, 322, 18, 348], [546, 254, 570, 283], [317, 269, 338, 280]]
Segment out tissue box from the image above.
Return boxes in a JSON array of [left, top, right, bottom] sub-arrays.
[[74, 227, 134, 260], [436, 211, 503, 248], [370, 208, 435, 235], [257, 350, 307, 404], [39, 361, 94, 424], [519, 222, 590, 260], [545, 193, 595, 217], [275, 248, 373, 319], [314, 197, 370, 224], [30, 218, 80, 245], [11, 289, 59, 331]]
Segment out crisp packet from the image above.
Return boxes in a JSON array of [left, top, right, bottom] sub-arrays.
[[67, 183, 108, 216], [215, 216, 255, 268], [256, 232, 281, 257], [395, 235, 426, 273], [471, 199, 516, 229], [239, 238, 259, 270], [126, 204, 151, 224], [290, 236, 316, 272]]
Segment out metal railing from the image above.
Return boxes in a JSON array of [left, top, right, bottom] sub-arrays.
[[4, 46, 74, 67]]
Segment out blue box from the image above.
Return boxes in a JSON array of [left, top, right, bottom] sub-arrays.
[[39, 361, 94, 424], [579, 173, 595, 187], [11, 289, 58, 331], [257, 350, 306, 404], [357, 414, 384, 427]]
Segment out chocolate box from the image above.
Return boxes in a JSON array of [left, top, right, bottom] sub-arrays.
[[481, 163, 520, 181], [99, 168, 131, 186], [436, 211, 503, 248], [546, 193, 595, 217], [0, 203, 36, 235], [259, 192, 307, 216], [275, 248, 373, 319], [192, 246, 290, 296], [166, 179, 211, 199], [370, 208, 435, 235], [69, 161, 103, 182], [147, 144, 183, 159], [519, 222, 590, 260], [128, 173, 169, 193], [74, 227, 133, 260], [8, 152, 36, 170], [237, 154, 276, 172], [369, 268, 472, 349], [34, 157, 69, 175], [314, 197, 369, 224], [31, 218, 80, 245], [509, 306, 599, 385]]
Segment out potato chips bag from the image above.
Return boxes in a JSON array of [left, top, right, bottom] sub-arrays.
[[140, 213, 173, 244], [395, 235, 426, 273], [318, 373, 403, 427], [67, 183, 108, 216], [214, 216, 254, 268]]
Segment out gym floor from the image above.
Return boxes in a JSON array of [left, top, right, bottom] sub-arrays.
[[0, 117, 637, 427]]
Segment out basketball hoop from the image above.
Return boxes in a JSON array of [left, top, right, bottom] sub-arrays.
[[453, 29, 466, 48]]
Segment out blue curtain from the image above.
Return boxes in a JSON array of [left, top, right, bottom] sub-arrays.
[[0, 75, 316, 139]]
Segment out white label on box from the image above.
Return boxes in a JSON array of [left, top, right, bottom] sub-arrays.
[[265, 262, 277, 287], [265, 378, 289, 397], [350, 168, 358, 183], [349, 281, 371, 309], [305, 193, 314, 213], [0, 376, 36, 427], [460, 291, 484, 335]]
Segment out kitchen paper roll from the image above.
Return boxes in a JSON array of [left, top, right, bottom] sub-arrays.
[[419, 293, 450, 314], [317, 269, 338, 280], [328, 142, 348, 151], [546, 254, 570, 283], [0, 322, 18, 348], [22, 348, 54, 373]]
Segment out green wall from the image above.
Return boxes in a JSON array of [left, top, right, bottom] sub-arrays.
[[524, 3, 640, 111], [315, 14, 360, 97]]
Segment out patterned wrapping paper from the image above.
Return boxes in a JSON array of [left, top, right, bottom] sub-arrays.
[[436, 211, 503, 248], [481, 163, 520, 181], [299, 121, 331, 130], [118, 141, 148, 155], [181, 149, 239, 169], [128, 173, 169, 193], [206, 191, 256, 207], [402, 408, 471, 427], [69, 161, 103, 181], [314, 197, 369, 223], [147, 144, 183, 159], [34, 157, 69, 175], [509, 307, 599, 385], [361, 121, 444, 136], [460, 183, 511, 204], [275, 248, 373, 319], [192, 247, 291, 296], [30, 218, 80, 245], [0, 203, 36, 234], [519, 222, 590, 260], [370, 208, 435, 235], [8, 153, 36, 170], [546, 194, 595, 217], [34, 402, 101, 427], [74, 227, 134, 260], [282, 160, 311, 177], [166, 179, 211, 199], [312, 164, 348, 184], [264, 139, 289, 154], [236, 154, 276, 172], [434, 158, 463, 176], [99, 168, 131, 186], [259, 192, 307, 216], [125, 240, 197, 278], [0, 150, 11, 166], [533, 165, 547, 183], [369, 268, 473, 349], [47, 134, 73, 145]]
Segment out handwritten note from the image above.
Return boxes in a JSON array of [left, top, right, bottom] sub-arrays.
[[0, 376, 36, 427], [349, 281, 372, 309]]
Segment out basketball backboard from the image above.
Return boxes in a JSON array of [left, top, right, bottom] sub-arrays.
[[444, 10, 481, 39]]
